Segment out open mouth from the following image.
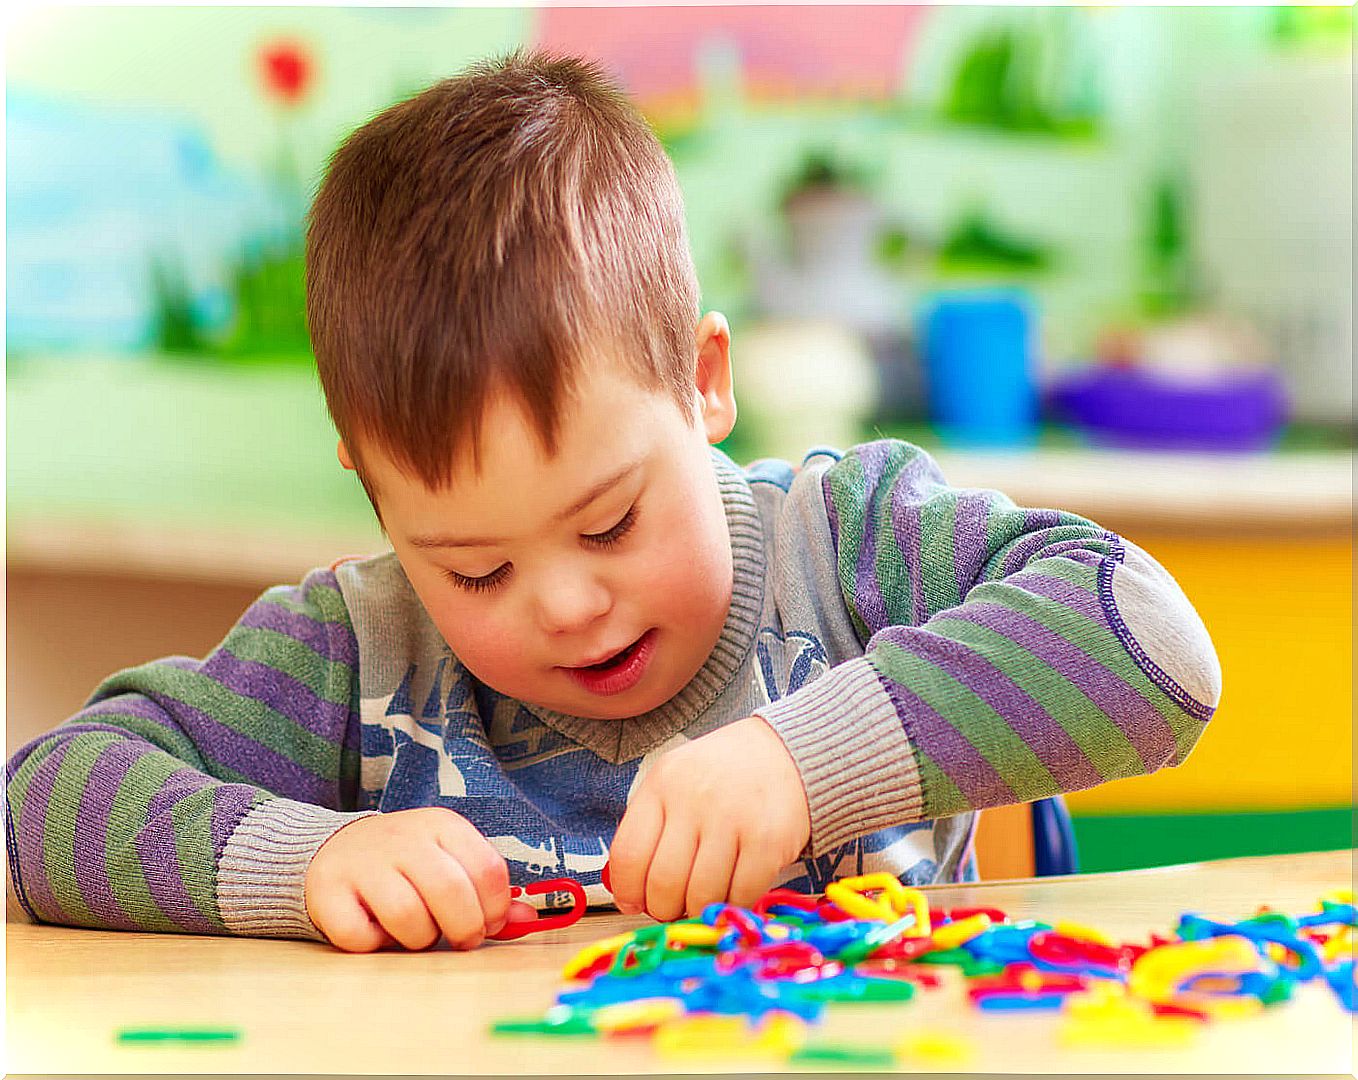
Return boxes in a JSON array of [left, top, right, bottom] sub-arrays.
[[580, 635, 646, 671]]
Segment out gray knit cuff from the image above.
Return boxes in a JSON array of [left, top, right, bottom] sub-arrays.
[[217, 799, 379, 941], [754, 658, 925, 856]]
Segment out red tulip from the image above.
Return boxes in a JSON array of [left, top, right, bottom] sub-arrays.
[[258, 40, 313, 105]]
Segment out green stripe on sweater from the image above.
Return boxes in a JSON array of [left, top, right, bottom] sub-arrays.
[[911, 745, 978, 821], [40, 738, 102, 928], [925, 615, 1146, 782], [7, 735, 62, 922], [918, 493, 961, 616], [108, 750, 206, 932], [826, 453, 873, 642], [962, 572, 1185, 732], [221, 624, 354, 705], [260, 580, 351, 623], [93, 665, 341, 783], [169, 790, 229, 931], [870, 639, 1053, 804]]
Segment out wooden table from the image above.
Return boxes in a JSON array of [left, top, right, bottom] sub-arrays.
[[7, 850, 1353, 1074]]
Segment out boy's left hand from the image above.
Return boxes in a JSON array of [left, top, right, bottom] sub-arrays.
[[608, 716, 810, 921]]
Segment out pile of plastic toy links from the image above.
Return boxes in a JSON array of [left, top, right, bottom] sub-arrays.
[[491, 873, 1357, 1067]]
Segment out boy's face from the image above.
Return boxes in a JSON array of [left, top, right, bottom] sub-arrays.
[[345, 318, 738, 721]]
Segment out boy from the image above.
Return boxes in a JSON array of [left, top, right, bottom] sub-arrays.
[[6, 51, 1220, 953]]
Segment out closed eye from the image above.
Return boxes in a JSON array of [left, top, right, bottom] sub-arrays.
[[583, 504, 638, 548], [444, 564, 510, 593]]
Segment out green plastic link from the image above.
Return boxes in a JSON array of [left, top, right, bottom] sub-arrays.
[[790, 1044, 897, 1067], [490, 1006, 597, 1038], [787, 976, 916, 1003], [116, 1028, 240, 1044]]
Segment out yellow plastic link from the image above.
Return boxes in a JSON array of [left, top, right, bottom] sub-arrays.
[[560, 930, 635, 980], [1127, 936, 1264, 1019], [653, 1012, 805, 1060], [1321, 925, 1355, 964], [1053, 920, 1117, 948], [895, 1031, 976, 1066], [664, 924, 725, 948], [824, 873, 903, 921], [930, 912, 991, 950], [654, 1015, 750, 1058], [590, 997, 685, 1033], [1060, 985, 1199, 1049], [824, 873, 931, 935]]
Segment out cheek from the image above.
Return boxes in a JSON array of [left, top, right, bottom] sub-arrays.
[[644, 489, 732, 614], [422, 593, 527, 680]]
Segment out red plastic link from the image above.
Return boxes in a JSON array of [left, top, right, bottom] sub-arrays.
[[487, 877, 587, 941]]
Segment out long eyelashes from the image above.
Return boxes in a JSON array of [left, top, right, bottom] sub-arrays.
[[583, 504, 638, 549], [444, 504, 639, 594], [444, 564, 511, 594]]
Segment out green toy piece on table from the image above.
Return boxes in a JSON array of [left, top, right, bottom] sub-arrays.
[[116, 1027, 241, 1044]]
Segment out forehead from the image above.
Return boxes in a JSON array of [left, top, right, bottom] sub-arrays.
[[372, 361, 684, 518]]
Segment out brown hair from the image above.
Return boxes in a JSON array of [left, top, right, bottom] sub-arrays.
[[305, 49, 701, 497]]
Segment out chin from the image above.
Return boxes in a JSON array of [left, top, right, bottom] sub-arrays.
[[568, 687, 675, 721]]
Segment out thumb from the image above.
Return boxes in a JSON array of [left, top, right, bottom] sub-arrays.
[[504, 899, 539, 924]]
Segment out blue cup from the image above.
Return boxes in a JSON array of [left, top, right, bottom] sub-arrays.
[[920, 290, 1037, 447]]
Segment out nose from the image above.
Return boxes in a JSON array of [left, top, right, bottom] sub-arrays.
[[532, 568, 613, 638]]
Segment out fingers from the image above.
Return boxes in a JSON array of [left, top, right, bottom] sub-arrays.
[[609, 796, 663, 915], [399, 854, 486, 950], [434, 816, 512, 938], [645, 819, 699, 922], [360, 870, 441, 951], [308, 886, 396, 954], [684, 829, 738, 918], [728, 845, 785, 910]]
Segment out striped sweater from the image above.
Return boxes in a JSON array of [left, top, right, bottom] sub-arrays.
[[6, 441, 1221, 939]]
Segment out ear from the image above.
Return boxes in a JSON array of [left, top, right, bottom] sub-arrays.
[[337, 439, 355, 470], [694, 311, 737, 444]]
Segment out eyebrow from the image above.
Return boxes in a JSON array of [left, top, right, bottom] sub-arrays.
[[407, 458, 644, 549]]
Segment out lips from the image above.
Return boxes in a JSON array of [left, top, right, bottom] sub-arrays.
[[569, 633, 646, 670], [560, 629, 657, 696]]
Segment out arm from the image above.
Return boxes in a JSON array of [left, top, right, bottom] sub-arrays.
[[5, 568, 373, 938], [754, 440, 1222, 855]]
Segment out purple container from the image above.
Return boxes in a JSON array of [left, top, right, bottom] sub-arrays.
[[1048, 366, 1288, 451]]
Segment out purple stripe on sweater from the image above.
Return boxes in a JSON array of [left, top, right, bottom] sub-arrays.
[[237, 591, 357, 668], [952, 492, 993, 601], [881, 668, 1020, 809], [78, 698, 198, 735], [203, 648, 352, 745], [887, 460, 942, 626], [15, 737, 75, 924], [85, 688, 335, 804], [210, 784, 266, 858], [997, 514, 1091, 578], [1024, 565, 1213, 723], [937, 601, 1177, 773], [851, 447, 892, 634], [73, 742, 143, 930], [880, 621, 1105, 793], [137, 768, 223, 933]]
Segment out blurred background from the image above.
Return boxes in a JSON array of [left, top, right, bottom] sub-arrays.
[[7, 5, 1352, 875]]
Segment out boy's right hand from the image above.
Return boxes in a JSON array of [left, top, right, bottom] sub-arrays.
[[305, 807, 534, 952]]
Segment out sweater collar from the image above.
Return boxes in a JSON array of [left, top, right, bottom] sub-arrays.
[[518, 447, 765, 763]]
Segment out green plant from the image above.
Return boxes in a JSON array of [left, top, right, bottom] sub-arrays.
[[1137, 174, 1201, 318], [778, 147, 874, 208], [218, 236, 312, 361], [148, 253, 208, 353], [938, 207, 1050, 273]]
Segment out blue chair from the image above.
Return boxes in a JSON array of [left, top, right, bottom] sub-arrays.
[[975, 795, 1080, 879], [1032, 796, 1079, 876]]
